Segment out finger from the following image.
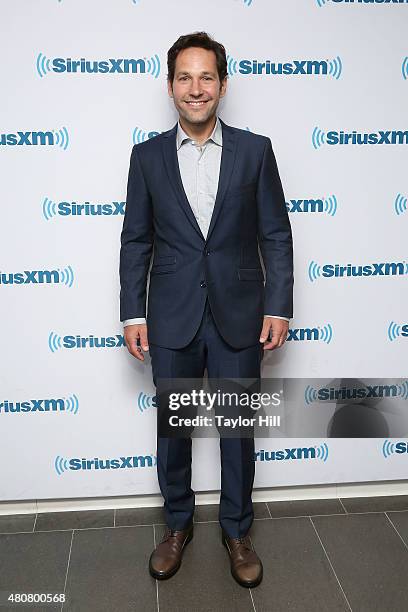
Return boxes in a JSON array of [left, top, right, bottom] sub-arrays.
[[259, 322, 272, 343], [128, 344, 145, 361], [125, 335, 145, 361], [139, 329, 149, 351], [277, 332, 288, 348]]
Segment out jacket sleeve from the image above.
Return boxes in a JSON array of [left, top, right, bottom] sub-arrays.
[[256, 137, 294, 318], [119, 145, 154, 321]]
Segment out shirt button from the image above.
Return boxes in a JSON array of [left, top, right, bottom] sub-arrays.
[[205, 250, 210, 256], [200, 281, 207, 288]]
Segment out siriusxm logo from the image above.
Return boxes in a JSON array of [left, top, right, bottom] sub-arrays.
[[305, 382, 408, 405], [308, 260, 408, 282], [0, 394, 79, 415], [318, 0, 408, 6], [387, 321, 408, 341], [132, 127, 161, 144], [394, 193, 407, 215], [55, 454, 156, 475], [382, 439, 408, 459], [48, 332, 125, 352], [287, 324, 333, 343], [42, 198, 125, 220], [255, 443, 329, 462], [137, 392, 157, 413], [287, 195, 337, 216], [0, 127, 69, 149], [0, 266, 74, 287], [36, 53, 160, 78], [227, 55, 342, 79], [313, 127, 408, 148]]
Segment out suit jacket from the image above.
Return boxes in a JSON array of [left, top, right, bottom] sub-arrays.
[[119, 117, 294, 349]]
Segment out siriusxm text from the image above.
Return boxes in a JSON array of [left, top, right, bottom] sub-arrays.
[[255, 447, 317, 461], [1, 399, 65, 413], [316, 385, 404, 401], [69, 456, 154, 470], [55, 202, 125, 216], [48, 58, 147, 74]]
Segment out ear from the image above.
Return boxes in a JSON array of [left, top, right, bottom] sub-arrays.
[[220, 77, 227, 98], [167, 79, 174, 98]]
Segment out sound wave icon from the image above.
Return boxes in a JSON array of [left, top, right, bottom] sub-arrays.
[[304, 385, 318, 405], [43, 197, 57, 220], [53, 127, 69, 150], [146, 54, 160, 79], [388, 321, 403, 342], [308, 260, 321, 282], [324, 195, 337, 216], [64, 394, 79, 414], [394, 193, 407, 216], [328, 56, 342, 80], [55, 455, 69, 475], [319, 324, 333, 344], [227, 54, 238, 76], [59, 265, 74, 287], [36, 52, 51, 77], [133, 127, 149, 144], [49, 331, 63, 353], [397, 381, 408, 401], [402, 57, 408, 80], [312, 127, 326, 149], [316, 0, 329, 6], [315, 443, 329, 462], [382, 439, 396, 458], [137, 392, 156, 413]]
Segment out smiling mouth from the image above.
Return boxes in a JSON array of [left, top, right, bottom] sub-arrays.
[[185, 100, 209, 107]]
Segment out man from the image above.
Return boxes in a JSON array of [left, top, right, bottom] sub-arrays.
[[119, 32, 293, 588]]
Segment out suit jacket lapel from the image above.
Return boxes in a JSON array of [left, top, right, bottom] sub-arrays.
[[162, 123, 205, 241], [161, 118, 238, 244], [205, 118, 237, 244]]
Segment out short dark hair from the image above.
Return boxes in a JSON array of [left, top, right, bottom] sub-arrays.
[[167, 31, 228, 85]]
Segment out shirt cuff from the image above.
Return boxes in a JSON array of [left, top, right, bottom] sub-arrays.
[[264, 315, 290, 322], [123, 318, 146, 326]]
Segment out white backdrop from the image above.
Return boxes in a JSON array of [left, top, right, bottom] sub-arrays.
[[1, 0, 407, 501]]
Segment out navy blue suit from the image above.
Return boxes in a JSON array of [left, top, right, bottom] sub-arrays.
[[119, 118, 293, 537], [120, 118, 293, 349]]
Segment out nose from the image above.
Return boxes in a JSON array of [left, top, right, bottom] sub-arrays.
[[188, 78, 204, 98]]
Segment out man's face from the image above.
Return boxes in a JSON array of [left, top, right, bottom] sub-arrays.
[[168, 47, 227, 126]]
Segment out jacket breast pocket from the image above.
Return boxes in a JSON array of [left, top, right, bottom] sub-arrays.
[[238, 268, 265, 281], [151, 255, 176, 275]]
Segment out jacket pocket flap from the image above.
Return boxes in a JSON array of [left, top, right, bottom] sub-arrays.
[[152, 255, 176, 267], [238, 268, 264, 281]]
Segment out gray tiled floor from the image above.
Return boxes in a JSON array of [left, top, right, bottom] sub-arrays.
[[1, 496, 408, 611]]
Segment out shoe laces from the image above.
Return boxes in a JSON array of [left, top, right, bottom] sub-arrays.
[[161, 527, 182, 543], [234, 535, 252, 550]]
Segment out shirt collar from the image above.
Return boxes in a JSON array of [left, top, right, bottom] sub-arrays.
[[176, 116, 222, 150]]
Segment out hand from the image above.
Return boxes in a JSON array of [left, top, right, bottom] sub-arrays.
[[124, 324, 149, 361], [259, 317, 288, 351]]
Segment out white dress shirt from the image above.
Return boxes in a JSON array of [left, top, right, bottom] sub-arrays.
[[123, 117, 289, 327]]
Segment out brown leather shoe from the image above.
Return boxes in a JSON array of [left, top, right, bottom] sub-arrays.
[[222, 532, 263, 588], [149, 524, 193, 580]]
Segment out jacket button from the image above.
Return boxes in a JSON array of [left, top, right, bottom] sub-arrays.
[[200, 281, 207, 288]]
